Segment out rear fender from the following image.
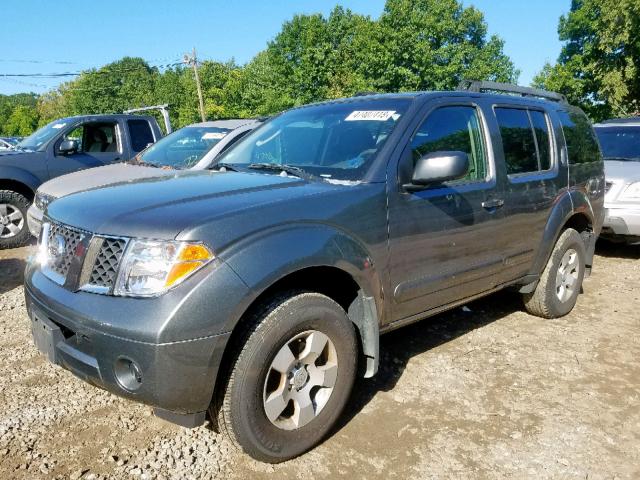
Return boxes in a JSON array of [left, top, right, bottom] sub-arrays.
[[522, 190, 596, 292]]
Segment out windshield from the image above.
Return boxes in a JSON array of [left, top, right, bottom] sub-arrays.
[[17, 120, 71, 152], [2, 137, 19, 146], [139, 125, 231, 169], [215, 98, 411, 181], [595, 126, 640, 161]]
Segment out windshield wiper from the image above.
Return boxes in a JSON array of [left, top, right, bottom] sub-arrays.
[[248, 163, 315, 180], [127, 159, 159, 168], [211, 162, 242, 172]]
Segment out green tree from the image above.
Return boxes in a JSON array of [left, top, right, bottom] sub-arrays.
[[534, 0, 640, 120], [0, 93, 39, 135], [369, 0, 518, 91], [4, 105, 39, 136], [63, 57, 159, 115], [258, 1, 517, 113]]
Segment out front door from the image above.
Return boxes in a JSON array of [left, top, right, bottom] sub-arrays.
[[48, 121, 122, 179], [387, 101, 506, 323]]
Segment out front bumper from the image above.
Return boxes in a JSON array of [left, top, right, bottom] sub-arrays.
[[23, 260, 249, 423], [27, 204, 43, 237], [602, 205, 640, 239]]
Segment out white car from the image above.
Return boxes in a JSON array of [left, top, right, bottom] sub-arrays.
[[28, 119, 261, 237], [0, 137, 20, 151], [594, 117, 640, 244]]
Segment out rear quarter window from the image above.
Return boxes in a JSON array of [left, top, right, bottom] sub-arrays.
[[128, 119, 155, 153], [558, 110, 601, 164]]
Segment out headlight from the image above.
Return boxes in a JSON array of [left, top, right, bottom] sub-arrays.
[[619, 182, 640, 201], [35, 192, 56, 212], [113, 239, 214, 297]]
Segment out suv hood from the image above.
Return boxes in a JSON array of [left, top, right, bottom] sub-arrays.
[[40, 163, 176, 198], [0, 149, 40, 159], [604, 160, 640, 183], [47, 170, 325, 239]]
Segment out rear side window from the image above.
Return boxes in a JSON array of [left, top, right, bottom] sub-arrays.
[[128, 119, 155, 153], [495, 107, 553, 174], [558, 110, 601, 164], [530, 111, 551, 170], [411, 106, 487, 183]]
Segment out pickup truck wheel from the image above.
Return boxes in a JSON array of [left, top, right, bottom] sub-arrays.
[[0, 190, 31, 249], [523, 228, 586, 319], [216, 292, 358, 463]]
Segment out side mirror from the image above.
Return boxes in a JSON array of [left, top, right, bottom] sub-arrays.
[[58, 139, 78, 155], [407, 151, 469, 190]]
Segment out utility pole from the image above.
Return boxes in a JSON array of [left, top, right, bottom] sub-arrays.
[[184, 48, 206, 122]]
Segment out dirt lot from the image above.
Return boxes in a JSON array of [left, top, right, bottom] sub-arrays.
[[0, 241, 638, 479]]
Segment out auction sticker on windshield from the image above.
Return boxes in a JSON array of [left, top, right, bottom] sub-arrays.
[[345, 111, 396, 121], [202, 132, 226, 140]]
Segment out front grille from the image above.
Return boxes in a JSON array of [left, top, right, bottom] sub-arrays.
[[46, 222, 86, 280], [41, 220, 128, 293], [88, 237, 126, 288]]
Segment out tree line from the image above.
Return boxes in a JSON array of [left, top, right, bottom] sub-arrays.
[[0, 0, 637, 137]]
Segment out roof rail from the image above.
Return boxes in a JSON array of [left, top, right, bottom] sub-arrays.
[[458, 80, 568, 104], [353, 91, 380, 97]]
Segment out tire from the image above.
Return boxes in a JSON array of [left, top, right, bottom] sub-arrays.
[[523, 228, 586, 318], [0, 190, 31, 249], [215, 291, 358, 463]]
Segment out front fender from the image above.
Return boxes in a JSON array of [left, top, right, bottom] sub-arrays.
[[0, 165, 42, 193], [219, 223, 382, 333]]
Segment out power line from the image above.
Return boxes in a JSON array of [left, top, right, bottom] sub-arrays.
[[0, 61, 183, 78], [0, 59, 79, 65]]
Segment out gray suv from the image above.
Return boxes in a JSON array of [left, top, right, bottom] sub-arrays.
[[24, 82, 604, 463]]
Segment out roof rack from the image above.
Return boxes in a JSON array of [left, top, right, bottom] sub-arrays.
[[124, 104, 172, 134], [458, 80, 568, 104]]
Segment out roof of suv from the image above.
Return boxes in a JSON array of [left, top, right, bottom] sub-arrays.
[[55, 113, 157, 123], [294, 89, 573, 112]]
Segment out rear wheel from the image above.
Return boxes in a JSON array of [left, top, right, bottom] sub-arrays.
[[215, 292, 358, 463], [523, 228, 586, 318], [0, 190, 31, 249]]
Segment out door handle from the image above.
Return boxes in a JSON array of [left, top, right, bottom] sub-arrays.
[[482, 199, 505, 210]]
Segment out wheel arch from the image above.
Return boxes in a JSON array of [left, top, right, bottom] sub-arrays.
[[0, 177, 37, 201], [522, 191, 597, 293]]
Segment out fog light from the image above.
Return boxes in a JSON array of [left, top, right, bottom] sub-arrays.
[[114, 357, 143, 391]]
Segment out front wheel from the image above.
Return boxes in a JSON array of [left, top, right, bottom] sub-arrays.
[[523, 228, 586, 318], [215, 292, 358, 463], [0, 190, 31, 249]]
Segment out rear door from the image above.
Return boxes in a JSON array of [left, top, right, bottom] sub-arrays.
[[490, 103, 562, 280], [48, 121, 123, 179], [387, 98, 506, 322]]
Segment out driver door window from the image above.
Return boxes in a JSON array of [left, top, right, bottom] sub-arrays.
[[63, 122, 119, 154]]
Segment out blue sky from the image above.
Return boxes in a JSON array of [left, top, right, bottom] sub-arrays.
[[0, 0, 568, 96]]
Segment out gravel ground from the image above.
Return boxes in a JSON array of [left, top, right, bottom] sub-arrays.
[[0, 241, 638, 479]]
